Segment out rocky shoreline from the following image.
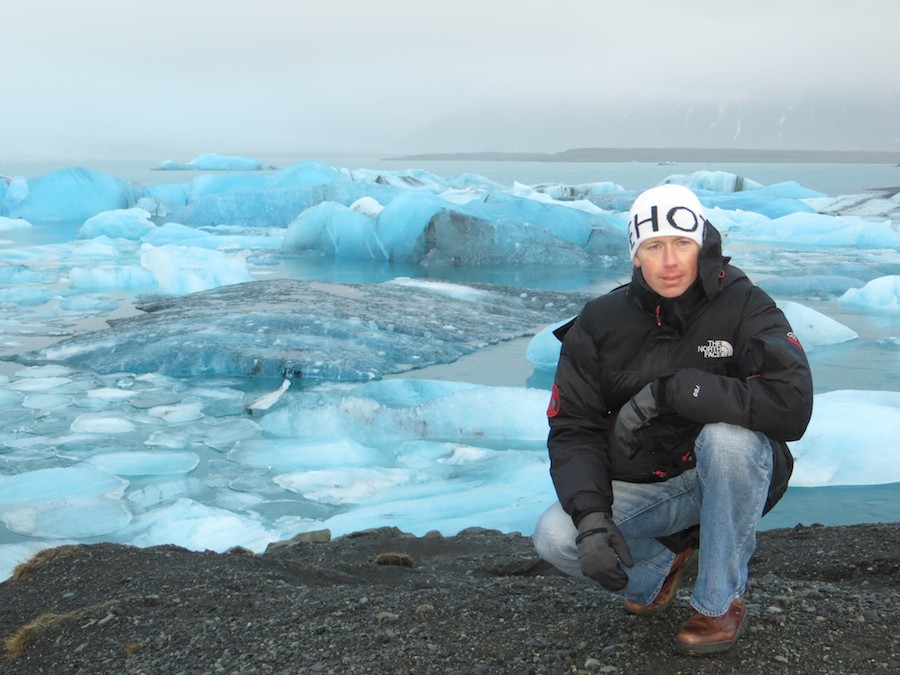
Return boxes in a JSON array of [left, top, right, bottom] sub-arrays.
[[1, 523, 897, 674]]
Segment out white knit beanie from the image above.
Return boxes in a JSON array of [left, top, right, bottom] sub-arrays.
[[627, 184, 707, 259]]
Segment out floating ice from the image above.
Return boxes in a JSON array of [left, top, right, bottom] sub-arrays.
[[78, 207, 155, 240], [68, 265, 157, 293], [18, 279, 593, 380], [284, 201, 383, 259], [156, 153, 274, 171], [275, 467, 413, 505], [779, 301, 858, 349], [3, 167, 140, 222], [0, 286, 52, 308], [70, 413, 137, 434], [726, 211, 900, 248], [8, 376, 72, 392], [22, 393, 73, 410], [122, 498, 278, 552], [0, 216, 31, 231], [139, 243, 254, 295], [790, 390, 900, 486], [88, 450, 200, 476], [284, 188, 627, 265], [229, 438, 385, 472], [0, 466, 130, 538], [839, 276, 900, 313], [147, 402, 205, 423], [526, 319, 572, 372], [259, 379, 550, 444]]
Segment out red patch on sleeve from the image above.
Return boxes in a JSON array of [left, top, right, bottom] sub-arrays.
[[547, 384, 560, 418], [787, 331, 803, 350]]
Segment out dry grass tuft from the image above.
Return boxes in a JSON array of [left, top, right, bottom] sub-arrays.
[[3, 613, 67, 661], [10, 545, 83, 583], [374, 552, 414, 568]]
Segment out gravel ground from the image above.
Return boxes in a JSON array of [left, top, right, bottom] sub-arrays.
[[0, 523, 896, 674]]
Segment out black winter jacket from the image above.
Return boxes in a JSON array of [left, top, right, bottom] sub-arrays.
[[547, 223, 814, 529]]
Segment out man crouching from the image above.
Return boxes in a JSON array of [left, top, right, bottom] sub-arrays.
[[533, 184, 813, 654]]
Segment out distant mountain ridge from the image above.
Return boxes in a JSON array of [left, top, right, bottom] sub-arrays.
[[390, 147, 900, 164]]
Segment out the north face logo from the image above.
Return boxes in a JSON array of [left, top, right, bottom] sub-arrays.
[[697, 340, 734, 358]]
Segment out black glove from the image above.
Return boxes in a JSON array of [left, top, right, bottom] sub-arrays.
[[613, 381, 662, 459], [575, 512, 633, 590]]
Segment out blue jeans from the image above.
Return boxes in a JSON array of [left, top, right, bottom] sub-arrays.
[[533, 423, 774, 617]]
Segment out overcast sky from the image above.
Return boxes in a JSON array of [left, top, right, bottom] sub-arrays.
[[3, 0, 899, 160]]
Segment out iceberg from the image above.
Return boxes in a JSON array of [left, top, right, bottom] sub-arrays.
[[18, 278, 594, 380], [839, 276, 900, 313], [155, 153, 275, 171], [3, 167, 141, 222]]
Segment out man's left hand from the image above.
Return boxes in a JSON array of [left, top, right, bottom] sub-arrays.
[[614, 381, 661, 458]]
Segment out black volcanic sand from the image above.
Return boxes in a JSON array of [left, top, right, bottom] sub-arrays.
[[0, 523, 896, 674]]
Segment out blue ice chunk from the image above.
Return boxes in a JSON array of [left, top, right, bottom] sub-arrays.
[[144, 182, 191, 210], [229, 438, 388, 472], [120, 498, 277, 552], [790, 390, 900, 486], [88, 450, 200, 476], [189, 161, 343, 200], [344, 378, 478, 408], [78, 207, 155, 240], [170, 182, 399, 229], [0, 215, 31, 231], [156, 153, 274, 171], [479, 191, 598, 247], [0, 286, 52, 308], [17, 278, 595, 380], [663, 170, 766, 193], [840, 276, 900, 313], [283, 202, 384, 259], [259, 378, 551, 443], [141, 222, 282, 252], [779, 301, 858, 350], [526, 318, 573, 371], [296, 190, 627, 265], [3, 168, 143, 222], [373, 191, 447, 261], [68, 265, 158, 293], [0, 466, 130, 538], [0, 265, 55, 284], [706, 193, 818, 219]]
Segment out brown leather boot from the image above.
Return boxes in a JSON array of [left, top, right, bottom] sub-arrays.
[[624, 548, 696, 615], [676, 597, 747, 655]]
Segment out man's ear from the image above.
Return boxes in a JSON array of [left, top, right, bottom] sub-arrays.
[[632, 256, 641, 268]]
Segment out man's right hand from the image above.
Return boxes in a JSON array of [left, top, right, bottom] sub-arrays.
[[576, 512, 634, 590]]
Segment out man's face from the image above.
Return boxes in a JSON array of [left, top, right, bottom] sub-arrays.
[[633, 236, 701, 298]]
